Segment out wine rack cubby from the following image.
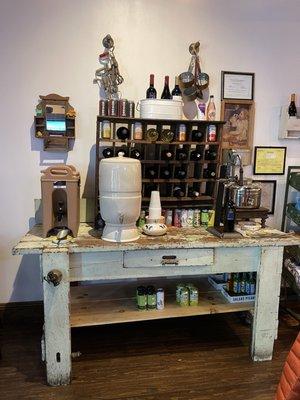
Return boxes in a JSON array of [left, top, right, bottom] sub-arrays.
[[95, 116, 225, 223]]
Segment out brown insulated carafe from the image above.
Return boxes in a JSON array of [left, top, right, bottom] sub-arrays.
[[41, 165, 80, 237]]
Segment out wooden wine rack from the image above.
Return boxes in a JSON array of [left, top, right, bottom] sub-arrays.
[[95, 116, 225, 224]]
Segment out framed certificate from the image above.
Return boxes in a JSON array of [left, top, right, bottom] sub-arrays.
[[253, 146, 286, 175], [221, 71, 254, 100]]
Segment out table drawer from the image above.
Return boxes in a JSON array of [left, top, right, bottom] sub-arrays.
[[124, 248, 214, 268]]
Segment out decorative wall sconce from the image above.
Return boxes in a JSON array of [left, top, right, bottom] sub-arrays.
[[34, 93, 76, 151]]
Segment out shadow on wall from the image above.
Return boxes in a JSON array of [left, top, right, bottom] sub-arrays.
[[82, 143, 96, 200], [9, 254, 42, 303]]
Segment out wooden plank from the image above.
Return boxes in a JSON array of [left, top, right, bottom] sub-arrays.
[[70, 278, 254, 328], [42, 251, 71, 386], [251, 246, 284, 361]]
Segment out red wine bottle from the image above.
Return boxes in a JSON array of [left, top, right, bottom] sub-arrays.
[[192, 129, 204, 142], [161, 76, 172, 99], [130, 149, 142, 159], [176, 146, 188, 161], [288, 93, 297, 117], [173, 186, 185, 197], [161, 149, 174, 160], [146, 74, 157, 99], [116, 126, 130, 140], [205, 149, 217, 160], [171, 76, 182, 99], [102, 148, 114, 158], [175, 167, 186, 179], [190, 150, 202, 161], [116, 147, 128, 157], [160, 167, 172, 179], [203, 168, 216, 179], [146, 166, 158, 179], [188, 187, 200, 198]]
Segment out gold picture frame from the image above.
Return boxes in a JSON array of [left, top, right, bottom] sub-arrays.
[[221, 99, 254, 150]]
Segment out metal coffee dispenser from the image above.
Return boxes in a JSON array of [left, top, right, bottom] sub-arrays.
[[215, 151, 261, 227], [41, 165, 80, 237]]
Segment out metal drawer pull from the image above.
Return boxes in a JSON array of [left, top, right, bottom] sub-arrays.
[[161, 255, 179, 265]]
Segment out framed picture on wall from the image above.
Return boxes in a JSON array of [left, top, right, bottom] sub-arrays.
[[252, 180, 277, 214], [221, 99, 254, 150], [253, 146, 287, 175], [221, 71, 255, 100]]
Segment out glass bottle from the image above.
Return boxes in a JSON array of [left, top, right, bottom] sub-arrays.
[[146, 74, 157, 99], [207, 95, 216, 121]]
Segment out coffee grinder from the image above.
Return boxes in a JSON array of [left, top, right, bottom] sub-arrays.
[[41, 165, 80, 237]]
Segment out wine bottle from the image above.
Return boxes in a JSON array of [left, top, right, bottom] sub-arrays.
[[116, 147, 128, 157], [203, 168, 216, 179], [191, 129, 204, 142], [190, 150, 202, 161], [130, 149, 142, 159], [102, 147, 114, 158], [288, 93, 297, 117], [175, 167, 186, 179], [207, 95, 216, 121], [188, 187, 200, 198], [223, 199, 236, 233], [160, 167, 172, 179], [171, 76, 182, 100], [144, 184, 157, 197], [161, 149, 173, 160], [161, 76, 172, 99], [160, 129, 174, 143], [173, 186, 185, 198], [205, 149, 217, 160], [146, 74, 157, 99], [116, 126, 130, 140], [176, 146, 188, 161], [146, 166, 158, 179]]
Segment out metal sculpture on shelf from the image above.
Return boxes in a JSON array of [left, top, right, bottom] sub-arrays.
[[93, 34, 124, 99]]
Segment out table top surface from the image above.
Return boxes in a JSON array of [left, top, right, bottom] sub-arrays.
[[12, 223, 300, 255]]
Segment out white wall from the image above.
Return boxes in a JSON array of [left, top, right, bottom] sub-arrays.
[[0, 0, 300, 303]]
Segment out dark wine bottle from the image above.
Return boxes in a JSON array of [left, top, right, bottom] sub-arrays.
[[176, 146, 188, 161], [161, 149, 174, 160], [102, 147, 114, 158], [160, 167, 172, 179], [288, 93, 297, 117], [190, 150, 202, 161], [116, 147, 128, 157], [171, 76, 182, 99], [191, 129, 204, 142], [116, 126, 130, 140], [188, 187, 200, 198], [223, 200, 236, 232], [144, 184, 157, 197], [146, 74, 157, 99], [130, 149, 142, 159], [146, 166, 158, 179], [205, 149, 217, 160], [173, 186, 185, 198], [175, 167, 186, 179], [203, 168, 216, 179], [161, 76, 172, 99]]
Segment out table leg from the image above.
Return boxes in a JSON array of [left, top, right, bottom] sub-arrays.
[[42, 251, 71, 386], [251, 246, 283, 361]]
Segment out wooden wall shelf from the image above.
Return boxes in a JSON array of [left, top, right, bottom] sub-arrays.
[[95, 116, 225, 226]]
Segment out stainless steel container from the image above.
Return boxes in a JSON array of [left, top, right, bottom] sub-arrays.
[[229, 183, 261, 208]]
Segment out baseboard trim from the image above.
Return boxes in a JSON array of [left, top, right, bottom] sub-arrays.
[[0, 301, 43, 324]]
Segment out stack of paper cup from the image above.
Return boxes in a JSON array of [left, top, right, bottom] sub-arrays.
[[148, 191, 162, 220]]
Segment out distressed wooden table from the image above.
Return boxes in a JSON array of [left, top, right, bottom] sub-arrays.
[[12, 224, 300, 386]]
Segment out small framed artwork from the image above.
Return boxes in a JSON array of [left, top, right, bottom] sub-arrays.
[[253, 146, 287, 175], [221, 71, 254, 100], [252, 180, 277, 214], [221, 99, 254, 150]]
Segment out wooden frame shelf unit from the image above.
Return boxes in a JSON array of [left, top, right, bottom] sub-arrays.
[[95, 116, 225, 221]]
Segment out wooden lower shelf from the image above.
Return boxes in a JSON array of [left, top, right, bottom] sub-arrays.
[[70, 277, 254, 328]]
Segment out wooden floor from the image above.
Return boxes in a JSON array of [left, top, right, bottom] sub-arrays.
[[0, 308, 298, 400]]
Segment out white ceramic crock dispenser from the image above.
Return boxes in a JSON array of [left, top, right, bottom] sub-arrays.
[[99, 154, 141, 242]]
